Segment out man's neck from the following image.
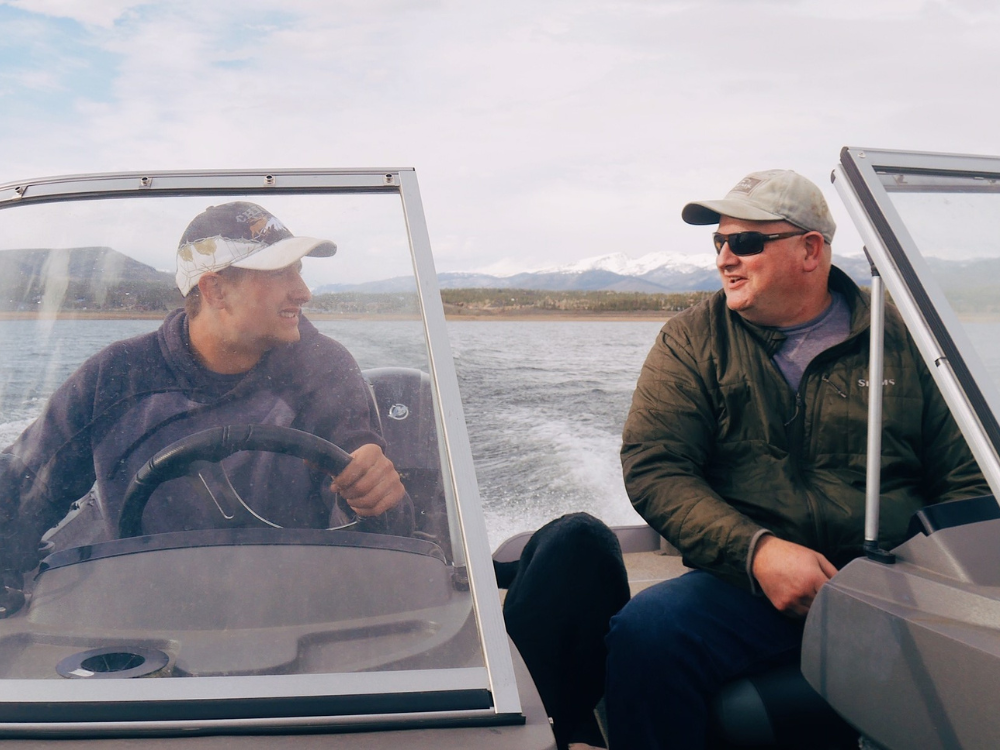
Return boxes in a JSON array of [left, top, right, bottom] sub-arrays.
[[739, 290, 833, 329], [187, 314, 260, 374], [787, 290, 833, 328]]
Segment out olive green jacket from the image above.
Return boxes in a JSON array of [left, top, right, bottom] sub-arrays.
[[621, 267, 988, 589]]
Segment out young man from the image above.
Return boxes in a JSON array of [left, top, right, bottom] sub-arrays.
[[606, 170, 987, 748], [0, 201, 410, 597]]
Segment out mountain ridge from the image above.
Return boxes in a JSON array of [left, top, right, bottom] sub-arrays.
[[316, 252, 877, 294], [6, 248, 998, 312], [0, 247, 181, 311]]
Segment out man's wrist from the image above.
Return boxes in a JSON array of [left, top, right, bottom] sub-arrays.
[[746, 529, 773, 595]]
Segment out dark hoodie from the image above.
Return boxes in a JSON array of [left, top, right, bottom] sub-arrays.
[[0, 309, 412, 572]]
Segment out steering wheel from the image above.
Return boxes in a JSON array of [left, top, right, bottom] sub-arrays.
[[119, 425, 353, 539]]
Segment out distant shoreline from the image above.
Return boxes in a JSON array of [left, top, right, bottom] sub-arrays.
[[441, 310, 672, 322], [0, 311, 167, 320], [0, 309, 674, 323], [3, 309, 998, 324]]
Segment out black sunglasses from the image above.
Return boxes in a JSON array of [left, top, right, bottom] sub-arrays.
[[712, 230, 807, 256]]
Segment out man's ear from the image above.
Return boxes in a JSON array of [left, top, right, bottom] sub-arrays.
[[197, 273, 227, 309], [801, 232, 825, 272]]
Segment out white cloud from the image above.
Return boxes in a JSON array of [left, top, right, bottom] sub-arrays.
[[2, 0, 141, 28]]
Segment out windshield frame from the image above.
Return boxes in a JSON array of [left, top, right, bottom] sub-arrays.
[[0, 168, 522, 733], [834, 146, 1000, 501]]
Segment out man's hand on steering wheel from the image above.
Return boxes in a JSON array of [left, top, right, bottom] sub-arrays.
[[330, 444, 405, 517]]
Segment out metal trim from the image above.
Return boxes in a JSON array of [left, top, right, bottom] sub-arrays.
[[0, 707, 525, 739], [864, 272, 886, 545], [397, 170, 523, 716], [0, 169, 415, 208], [0, 667, 491, 704]]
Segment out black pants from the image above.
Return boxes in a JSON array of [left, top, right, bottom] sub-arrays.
[[495, 512, 630, 749]]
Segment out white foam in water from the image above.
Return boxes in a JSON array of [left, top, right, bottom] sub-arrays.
[[445, 321, 664, 549], [0, 417, 37, 449], [477, 405, 642, 549]]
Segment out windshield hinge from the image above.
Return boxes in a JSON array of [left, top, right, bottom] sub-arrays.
[[0, 185, 26, 204], [451, 565, 470, 591]]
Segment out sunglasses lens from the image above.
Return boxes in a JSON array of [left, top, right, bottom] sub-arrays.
[[714, 232, 764, 256], [730, 233, 763, 255]]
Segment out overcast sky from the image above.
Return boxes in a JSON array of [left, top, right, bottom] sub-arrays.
[[2, 0, 999, 278]]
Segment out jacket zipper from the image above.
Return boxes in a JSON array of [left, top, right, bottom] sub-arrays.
[[785, 386, 823, 549], [796, 340, 860, 550], [822, 375, 848, 398]]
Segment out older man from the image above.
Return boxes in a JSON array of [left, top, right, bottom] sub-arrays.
[[0, 201, 410, 592], [605, 170, 987, 748]]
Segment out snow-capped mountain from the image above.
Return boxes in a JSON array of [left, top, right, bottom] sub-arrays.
[[529, 252, 717, 277], [313, 252, 875, 294]]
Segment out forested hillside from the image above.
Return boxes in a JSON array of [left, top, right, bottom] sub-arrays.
[[0, 247, 181, 312], [306, 288, 713, 315]]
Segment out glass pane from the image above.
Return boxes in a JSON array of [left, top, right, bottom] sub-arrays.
[[0, 189, 482, 689], [879, 173, 1000, 393]]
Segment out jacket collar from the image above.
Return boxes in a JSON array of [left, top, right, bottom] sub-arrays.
[[730, 265, 872, 356], [830, 265, 871, 339]]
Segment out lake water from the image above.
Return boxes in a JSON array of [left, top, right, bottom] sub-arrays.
[[0, 318, 660, 549], [445, 320, 655, 546], [6, 316, 1000, 550]]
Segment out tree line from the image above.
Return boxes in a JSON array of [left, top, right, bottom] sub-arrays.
[[307, 289, 713, 315], [1, 284, 715, 315], [439, 288, 713, 313], [0, 279, 183, 312]]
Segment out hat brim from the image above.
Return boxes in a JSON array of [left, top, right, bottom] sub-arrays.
[[230, 236, 337, 271], [682, 199, 786, 226]]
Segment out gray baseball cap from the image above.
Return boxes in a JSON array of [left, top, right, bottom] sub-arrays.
[[682, 170, 836, 244], [175, 202, 337, 296]]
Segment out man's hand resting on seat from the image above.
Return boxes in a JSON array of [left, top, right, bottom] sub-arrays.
[[330, 443, 405, 517], [752, 535, 838, 617]]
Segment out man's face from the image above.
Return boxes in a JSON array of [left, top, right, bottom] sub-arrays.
[[715, 217, 813, 327], [219, 261, 311, 353]]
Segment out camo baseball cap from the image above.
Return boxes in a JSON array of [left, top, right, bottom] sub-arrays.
[[175, 201, 337, 296], [681, 170, 836, 244]]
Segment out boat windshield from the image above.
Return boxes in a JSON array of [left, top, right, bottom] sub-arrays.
[[0, 171, 517, 733], [836, 148, 1000, 498]]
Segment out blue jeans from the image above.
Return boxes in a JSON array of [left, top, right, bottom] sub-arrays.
[[604, 570, 803, 749]]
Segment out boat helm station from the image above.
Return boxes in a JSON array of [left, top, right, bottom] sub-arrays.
[[0, 150, 997, 748], [0, 170, 547, 748]]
